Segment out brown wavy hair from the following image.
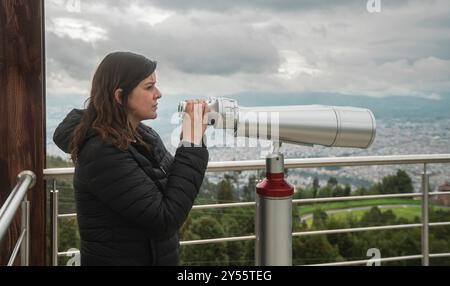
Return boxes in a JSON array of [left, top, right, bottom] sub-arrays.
[[69, 51, 157, 162]]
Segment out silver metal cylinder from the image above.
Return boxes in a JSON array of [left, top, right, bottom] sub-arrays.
[[266, 153, 284, 174], [255, 195, 292, 266], [178, 97, 376, 148], [236, 105, 376, 148]]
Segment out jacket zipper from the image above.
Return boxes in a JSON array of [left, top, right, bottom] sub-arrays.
[[160, 166, 167, 175]]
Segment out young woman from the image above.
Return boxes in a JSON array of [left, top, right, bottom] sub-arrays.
[[53, 51, 209, 266]]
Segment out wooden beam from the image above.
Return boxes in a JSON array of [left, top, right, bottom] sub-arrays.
[[0, 0, 46, 265]]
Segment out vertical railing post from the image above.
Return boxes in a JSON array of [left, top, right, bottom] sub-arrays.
[[50, 179, 59, 266], [421, 163, 430, 266], [20, 195, 30, 266]]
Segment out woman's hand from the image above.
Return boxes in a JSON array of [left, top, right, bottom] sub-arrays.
[[180, 99, 209, 145]]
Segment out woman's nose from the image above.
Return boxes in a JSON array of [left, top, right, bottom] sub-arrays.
[[155, 88, 162, 99]]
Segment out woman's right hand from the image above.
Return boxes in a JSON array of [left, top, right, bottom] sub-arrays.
[[180, 99, 209, 145]]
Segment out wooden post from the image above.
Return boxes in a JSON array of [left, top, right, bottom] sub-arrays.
[[0, 0, 46, 265]]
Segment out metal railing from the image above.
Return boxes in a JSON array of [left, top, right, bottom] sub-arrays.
[[44, 154, 450, 266], [0, 171, 36, 266]]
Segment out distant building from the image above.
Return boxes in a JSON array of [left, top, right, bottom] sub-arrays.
[[431, 182, 450, 206], [438, 182, 450, 192]]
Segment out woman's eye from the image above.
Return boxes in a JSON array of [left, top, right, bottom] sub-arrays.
[[147, 86, 154, 90]]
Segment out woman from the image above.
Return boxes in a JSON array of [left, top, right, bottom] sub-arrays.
[[53, 51, 209, 266]]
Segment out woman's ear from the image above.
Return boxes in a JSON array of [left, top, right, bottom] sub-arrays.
[[114, 89, 123, 105]]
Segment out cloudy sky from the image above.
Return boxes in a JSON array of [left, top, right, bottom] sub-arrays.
[[45, 0, 450, 103]]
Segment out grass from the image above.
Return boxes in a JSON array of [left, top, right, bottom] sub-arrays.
[[331, 206, 420, 221], [302, 206, 422, 226], [298, 198, 449, 226], [297, 198, 421, 216]]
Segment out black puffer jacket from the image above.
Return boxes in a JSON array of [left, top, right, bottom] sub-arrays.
[[53, 109, 209, 266]]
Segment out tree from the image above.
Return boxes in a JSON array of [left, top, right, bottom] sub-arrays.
[[58, 217, 80, 265], [332, 185, 346, 197], [220, 214, 246, 265], [181, 216, 229, 266], [313, 176, 320, 191], [197, 177, 217, 204], [312, 176, 320, 198], [312, 209, 328, 229], [217, 176, 236, 203], [317, 186, 333, 198], [294, 235, 342, 265], [293, 187, 315, 199], [395, 170, 414, 193], [355, 187, 368, 196], [344, 184, 351, 196], [379, 169, 413, 194], [327, 177, 338, 187], [47, 155, 73, 168], [242, 175, 257, 202]]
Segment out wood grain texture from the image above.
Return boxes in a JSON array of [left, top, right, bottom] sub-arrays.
[[0, 0, 46, 265]]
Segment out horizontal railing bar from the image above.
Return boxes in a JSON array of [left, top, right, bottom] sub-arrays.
[[182, 221, 450, 246], [55, 194, 418, 217], [429, 191, 450, 196], [43, 154, 450, 179], [191, 192, 450, 210], [56, 192, 450, 217], [430, 252, 450, 258], [57, 250, 450, 265], [54, 222, 450, 251], [429, 222, 450, 227], [293, 191, 448, 204], [307, 254, 423, 266], [44, 167, 75, 179], [294, 224, 422, 236], [294, 221, 450, 237], [192, 202, 255, 210], [180, 221, 450, 245], [180, 235, 256, 246], [282, 154, 450, 169], [306, 252, 450, 266], [207, 154, 450, 172], [58, 213, 76, 218], [58, 250, 79, 256], [7, 229, 27, 266], [293, 193, 420, 204]]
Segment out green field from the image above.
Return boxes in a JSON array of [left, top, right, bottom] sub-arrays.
[[302, 206, 422, 226], [299, 198, 450, 226], [297, 198, 422, 216]]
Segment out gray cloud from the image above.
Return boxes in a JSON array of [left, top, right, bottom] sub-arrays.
[[102, 22, 281, 75], [45, 0, 450, 99], [46, 1, 281, 78], [147, 0, 413, 13], [46, 32, 99, 81]]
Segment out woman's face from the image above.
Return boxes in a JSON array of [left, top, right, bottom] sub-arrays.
[[127, 72, 161, 125]]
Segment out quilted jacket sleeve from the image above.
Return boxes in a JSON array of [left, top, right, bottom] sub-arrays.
[[83, 141, 208, 240]]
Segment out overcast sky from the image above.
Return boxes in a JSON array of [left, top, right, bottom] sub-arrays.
[[45, 0, 450, 102]]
